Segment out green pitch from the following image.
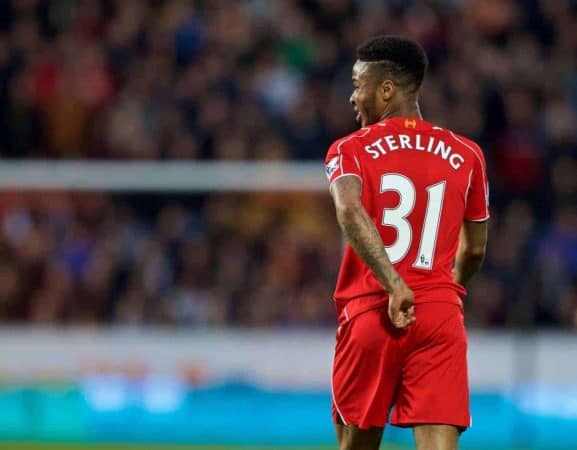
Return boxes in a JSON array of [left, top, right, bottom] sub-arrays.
[[0, 445, 402, 450], [0, 445, 406, 450], [0, 444, 540, 450]]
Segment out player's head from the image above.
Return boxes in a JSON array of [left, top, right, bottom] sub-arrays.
[[351, 35, 428, 127]]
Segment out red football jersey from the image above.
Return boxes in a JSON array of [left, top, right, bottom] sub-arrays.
[[325, 117, 489, 322]]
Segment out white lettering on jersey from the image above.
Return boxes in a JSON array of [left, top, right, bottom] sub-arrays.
[[384, 135, 399, 151], [365, 145, 380, 159], [362, 134, 465, 171], [449, 153, 465, 170], [398, 134, 413, 149]]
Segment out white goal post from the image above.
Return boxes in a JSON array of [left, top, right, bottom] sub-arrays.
[[0, 161, 328, 192]]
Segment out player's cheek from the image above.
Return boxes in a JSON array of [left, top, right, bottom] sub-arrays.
[[358, 95, 367, 115]]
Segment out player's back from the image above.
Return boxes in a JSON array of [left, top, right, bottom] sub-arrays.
[[325, 117, 489, 312]]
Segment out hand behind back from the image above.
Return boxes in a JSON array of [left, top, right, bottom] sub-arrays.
[[388, 279, 415, 329]]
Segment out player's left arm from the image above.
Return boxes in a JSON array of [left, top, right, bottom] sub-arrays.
[[330, 175, 415, 328], [454, 139, 490, 287], [454, 220, 488, 287]]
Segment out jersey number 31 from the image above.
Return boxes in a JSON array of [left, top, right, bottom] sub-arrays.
[[381, 173, 446, 270]]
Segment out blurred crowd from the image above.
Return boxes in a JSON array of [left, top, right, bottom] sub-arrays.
[[0, 0, 576, 328], [0, 192, 341, 326]]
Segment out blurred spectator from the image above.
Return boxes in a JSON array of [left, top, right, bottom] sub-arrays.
[[0, 192, 340, 327], [534, 204, 577, 325]]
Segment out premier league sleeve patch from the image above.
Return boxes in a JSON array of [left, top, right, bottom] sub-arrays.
[[325, 156, 340, 179]]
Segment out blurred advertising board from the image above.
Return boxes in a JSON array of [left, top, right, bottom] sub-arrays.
[[0, 328, 576, 449]]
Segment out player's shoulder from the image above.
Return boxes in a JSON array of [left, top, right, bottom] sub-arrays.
[[328, 127, 373, 154], [442, 128, 486, 161]]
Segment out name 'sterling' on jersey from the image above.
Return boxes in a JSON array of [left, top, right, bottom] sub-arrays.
[[364, 133, 465, 170]]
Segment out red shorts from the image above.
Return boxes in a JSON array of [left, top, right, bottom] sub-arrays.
[[331, 301, 470, 430]]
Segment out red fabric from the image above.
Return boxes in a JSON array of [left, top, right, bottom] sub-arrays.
[[332, 301, 470, 429], [325, 117, 490, 319]]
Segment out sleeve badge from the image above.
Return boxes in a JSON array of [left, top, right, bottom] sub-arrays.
[[325, 156, 340, 179]]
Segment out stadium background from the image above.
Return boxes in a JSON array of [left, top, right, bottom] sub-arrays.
[[0, 0, 576, 449]]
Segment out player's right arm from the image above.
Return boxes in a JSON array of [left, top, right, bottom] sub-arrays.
[[454, 221, 488, 286], [330, 175, 415, 329]]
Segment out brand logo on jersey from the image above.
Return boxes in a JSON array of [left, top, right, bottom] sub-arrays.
[[404, 119, 417, 128], [325, 156, 340, 178]]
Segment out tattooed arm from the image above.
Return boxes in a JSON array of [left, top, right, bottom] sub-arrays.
[[331, 175, 415, 328]]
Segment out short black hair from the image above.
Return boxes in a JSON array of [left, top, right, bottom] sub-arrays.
[[356, 35, 428, 94]]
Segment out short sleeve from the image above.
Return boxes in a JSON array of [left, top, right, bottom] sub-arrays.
[[324, 137, 362, 188], [464, 148, 490, 222]]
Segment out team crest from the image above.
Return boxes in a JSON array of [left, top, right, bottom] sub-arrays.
[[325, 156, 340, 179]]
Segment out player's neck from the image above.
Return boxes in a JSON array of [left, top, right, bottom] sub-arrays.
[[379, 102, 422, 121]]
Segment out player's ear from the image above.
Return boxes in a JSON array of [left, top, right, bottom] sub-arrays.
[[380, 79, 395, 101]]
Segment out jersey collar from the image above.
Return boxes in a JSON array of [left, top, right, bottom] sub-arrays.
[[378, 117, 437, 131]]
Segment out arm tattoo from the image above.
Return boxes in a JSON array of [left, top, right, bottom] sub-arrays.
[[339, 206, 400, 292], [332, 176, 400, 292]]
